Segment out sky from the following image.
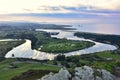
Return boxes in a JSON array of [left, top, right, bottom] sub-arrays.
[[0, 0, 120, 24]]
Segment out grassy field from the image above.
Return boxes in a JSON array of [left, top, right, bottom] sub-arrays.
[[0, 59, 60, 80], [40, 40, 95, 53], [96, 51, 120, 60], [91, 51, 120, 73], [51, 50, 120, 74], [0, 51, 119, 80], [0, 40, 25, 57]]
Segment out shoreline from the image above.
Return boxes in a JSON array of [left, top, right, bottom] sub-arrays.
[[74, 32, 120, 49]]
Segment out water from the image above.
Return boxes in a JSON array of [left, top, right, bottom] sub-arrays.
[[5, 27, 117, 60], [5, 40, 56, 60], [0, 39, 18, 41], [37, 29, 117, 57], [73, 24, 120, 35]]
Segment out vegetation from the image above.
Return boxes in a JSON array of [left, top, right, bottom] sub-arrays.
[[0, 22, 73, 31], [12, 70, 57, 80], [0, 40, 25, 58], [0, 51, 120, 80], [0, 31, 95, 53], [0, 58, 60, 80], [74, 32, 120, 48], [40, 40, 95, 53], [0, 23, 120, 78], [73, 32, 120, 74], [51, 50, 120, 74]]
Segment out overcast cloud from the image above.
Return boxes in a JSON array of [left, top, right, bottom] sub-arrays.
[[0, 0, 119, 24]]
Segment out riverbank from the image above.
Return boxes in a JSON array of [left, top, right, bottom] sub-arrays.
[[74, 32, 120, 49], [0, 39, 25, 59]]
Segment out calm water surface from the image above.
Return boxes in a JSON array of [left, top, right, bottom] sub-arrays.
[[73, 24, 120, 35]]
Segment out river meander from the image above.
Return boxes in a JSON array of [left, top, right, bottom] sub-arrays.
[[4, 28, 117, 60]]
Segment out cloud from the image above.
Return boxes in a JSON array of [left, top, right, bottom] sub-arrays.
[[0, 0, 119, 14], [0, 14, 119, 25], [0, 0, 119, 24], [0, 14, 93, 24]]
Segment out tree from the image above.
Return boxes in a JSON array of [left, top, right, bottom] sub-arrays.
[[55, 54, 66, 61], [12, 54, 15, 57]]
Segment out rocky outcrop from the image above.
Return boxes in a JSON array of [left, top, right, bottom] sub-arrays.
[[114, 66, 120, 77], [39, 66, 120, 80], [72, 66, 99, 80], [72, 66, 119, 80], [39, 68, 71, 80]]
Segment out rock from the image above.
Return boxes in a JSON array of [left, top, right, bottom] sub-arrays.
[[73, 66, 120, 80], [72, 76, 80, 80], [114, 66, 120, 77], [8, 63, 18, 69], [73, 66, 101, 80], [75, 66, 94, 80], [39, 68, 71, 80], [39, 66, 120, 80], [99, 69, 117, 80]]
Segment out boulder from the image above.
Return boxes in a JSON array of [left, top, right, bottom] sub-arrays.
[[39, 66, 120, 80], [39, 68, 71, 80]]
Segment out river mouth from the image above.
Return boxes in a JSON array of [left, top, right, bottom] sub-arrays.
[[4, 28, 117, 60]]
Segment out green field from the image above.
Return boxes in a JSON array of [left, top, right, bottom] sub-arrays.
[[92, 51, 120, 73], [0, 59, 60, 80], [40, 40, 95, 53], [96, 51, 120, 60]]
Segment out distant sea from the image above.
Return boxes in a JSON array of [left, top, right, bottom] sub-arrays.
[[73, 23, 120, 35]]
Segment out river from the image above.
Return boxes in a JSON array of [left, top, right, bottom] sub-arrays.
[[5, 27, 117, 60]]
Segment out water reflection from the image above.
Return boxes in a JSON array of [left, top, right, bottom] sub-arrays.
[[73, 24, 120, 35]]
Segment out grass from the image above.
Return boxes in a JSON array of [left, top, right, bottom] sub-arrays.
[[1, 51, 119, 80], [96, 51, 120, 60], [92, 61, 117, 73], [52, 50, 120, 74], [0, 59, 60, 80], [40, 40, 95, 53], [92, 51, 120, 73]]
